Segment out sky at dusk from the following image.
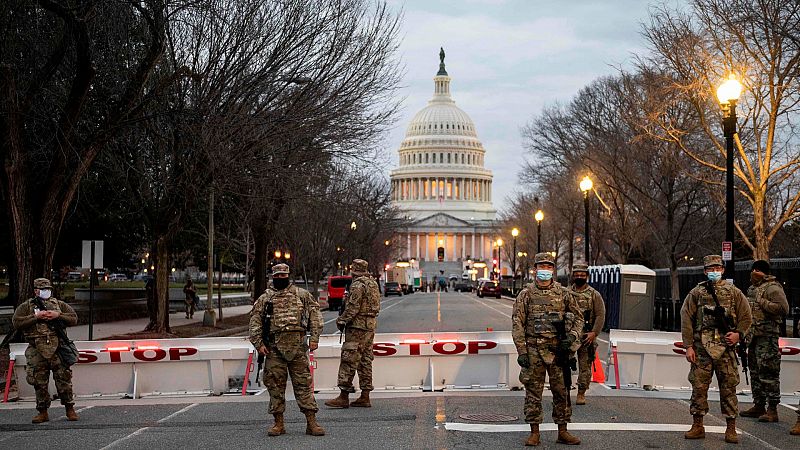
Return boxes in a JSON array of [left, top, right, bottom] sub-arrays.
[[383, 0, 682, 210]]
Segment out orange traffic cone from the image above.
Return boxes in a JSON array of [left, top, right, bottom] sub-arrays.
[[591, 351, 605, 383]]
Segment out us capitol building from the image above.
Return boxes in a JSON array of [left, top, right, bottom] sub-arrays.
[[390, 49, 499, 280]]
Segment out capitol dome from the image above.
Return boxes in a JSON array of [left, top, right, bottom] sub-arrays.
[[389, 49, 498, 280], [390, 49, 495, 222]]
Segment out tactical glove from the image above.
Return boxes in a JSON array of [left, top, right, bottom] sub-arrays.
[[517, 353, 530, 368], [557, 339, 573, 355], [336, 321, 346, 332]]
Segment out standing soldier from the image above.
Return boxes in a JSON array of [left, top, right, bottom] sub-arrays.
[[249, 264, 324, 437], [680, 255, 751, 443], [740, 260, 789, 422], [12, 278, 79, 423], [569, 263, 605, 405], [325, 259, 380, 408], [512, 252, 583, 446]]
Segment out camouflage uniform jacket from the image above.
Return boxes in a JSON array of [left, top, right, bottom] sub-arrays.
[[746, 276, 788, 338], [249, 284, 322, 349], [512, 281, 583, 356], [337, 275, 380, 331], [569, 284, 605, 334], [12, 297, 78, 359], [680, 280, 751, 359]]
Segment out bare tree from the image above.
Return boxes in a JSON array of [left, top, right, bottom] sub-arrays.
[[641, 0, 800, 259]]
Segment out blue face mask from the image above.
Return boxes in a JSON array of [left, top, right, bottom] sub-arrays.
[[536, 269, 553, 281], [707, 271, 722, 282]]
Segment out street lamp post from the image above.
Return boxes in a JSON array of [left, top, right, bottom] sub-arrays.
[[535, 210, 544, 253], [496, 238, 503, 283], [511, 228, 519, 295], [580, 176, 593, 263], [717, 74, 742, 280]]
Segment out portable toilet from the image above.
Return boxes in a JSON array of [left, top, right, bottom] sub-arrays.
[[589, 264, 656, 331]]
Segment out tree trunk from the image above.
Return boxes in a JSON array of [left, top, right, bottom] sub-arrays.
[[154, 235, 170, 333], [670, 255, 680, 301], [752, 195, 769, 259], [253, 227, 268, 299]]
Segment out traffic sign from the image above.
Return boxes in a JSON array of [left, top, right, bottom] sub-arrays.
[[722, 241, 732, 261]]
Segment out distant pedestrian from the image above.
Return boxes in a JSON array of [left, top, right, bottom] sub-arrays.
[[12, 278, 79, 423], [325, 259, 381, 409], [680, 255, 751, 443], [183, 277, 197, 319]]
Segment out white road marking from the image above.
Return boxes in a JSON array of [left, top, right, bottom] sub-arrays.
[[99, 403, 198, 449], [444, 422, 731, 433], [780, 402, 798, 411], [464, 293, 512, 318]]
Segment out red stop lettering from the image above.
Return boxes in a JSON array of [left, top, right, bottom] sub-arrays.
[[780, 346, 800, 356], [468, 341, 497, 354], [433, 342, 466, 355], [78, 350, 98, 364], [169, 347, 198, 360], [372, 343, 397, 357], [400, 342, 423, 355], [134, 349, 167, 361]]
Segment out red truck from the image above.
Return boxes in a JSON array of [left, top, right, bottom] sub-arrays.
[[326, 275, 352, 311]]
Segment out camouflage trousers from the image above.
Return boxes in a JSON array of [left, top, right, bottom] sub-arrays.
[[264, 331, 317, 415], [25, 346, 74, 410], [689, 345, 739, 418], [336, 327, 375, 393], [748, 335, 781, 407], [576, 342, 597, 391], [184, 297, 195, 318], [519, 348, 571, 424]]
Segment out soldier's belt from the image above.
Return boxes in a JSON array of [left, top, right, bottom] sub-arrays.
[[526, 336, 558, 344]]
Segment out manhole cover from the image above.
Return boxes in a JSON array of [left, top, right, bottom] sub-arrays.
[[459, 413, 518, 422]]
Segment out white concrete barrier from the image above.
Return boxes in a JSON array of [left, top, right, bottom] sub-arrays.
[[5, 332, 521, 401], [606, 330, 800, 394]]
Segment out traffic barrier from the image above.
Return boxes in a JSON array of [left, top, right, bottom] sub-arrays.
[[605, 330, 800, 394], [5, 332, 523, 401]]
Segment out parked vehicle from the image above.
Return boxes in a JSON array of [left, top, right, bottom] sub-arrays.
[[387, 261, 420, 294], [327, 275, 352, 311], [477, 280, 502, 299], [453, 281, 473, 292], [109, 273, 128, 282], [384, 281, 403, 297]]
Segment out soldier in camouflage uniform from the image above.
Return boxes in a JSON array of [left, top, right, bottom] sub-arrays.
[[12, 278, 79, 423], [680, 255, 751, 444], [512, 252, 583, 446], [249, 264, 325, 437], [325, 259, 381, 409], [569, 263, 605, 406], [739, 259, 789, 423]]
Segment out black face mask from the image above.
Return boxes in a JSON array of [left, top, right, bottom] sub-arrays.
[[273, 278, 290, 290], [573, 278, 587, 287]]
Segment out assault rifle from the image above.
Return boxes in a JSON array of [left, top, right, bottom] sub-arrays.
[[583, 309, 597, 371], [338, 287, 349, 344], [704, 281, 749, 384], [553, 318, 578, 406], [255, 299, 273, 386]]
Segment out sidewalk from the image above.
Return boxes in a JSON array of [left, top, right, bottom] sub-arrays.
[[66, 304, 254, 340]]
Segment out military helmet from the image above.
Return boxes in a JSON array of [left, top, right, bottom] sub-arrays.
[[572, 263, 589, 273], [533, 252, 555, 266], [272, 263, 290, 275], [351, 259, 369, 275], [33, 278, 53, 289], [703, 254, 723, 268]]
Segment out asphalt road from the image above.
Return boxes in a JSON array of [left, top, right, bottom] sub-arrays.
[[320, 290, 514, 335], [2, 390, 798, 449]]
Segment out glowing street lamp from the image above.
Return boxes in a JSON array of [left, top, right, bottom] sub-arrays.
[[534, 209, 544, 253], [511, 228, 519, 295], [717, 73, 742, 279], [580, 176, 593, 263]]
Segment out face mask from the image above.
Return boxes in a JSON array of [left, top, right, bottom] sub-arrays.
[[39, 289, 52, 300], [707, 271, 722, 282], [536, 270, 553, 282], [750, 272, 764, 284], [273, 278, 289, 290], [573, 278, 587, 287]]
